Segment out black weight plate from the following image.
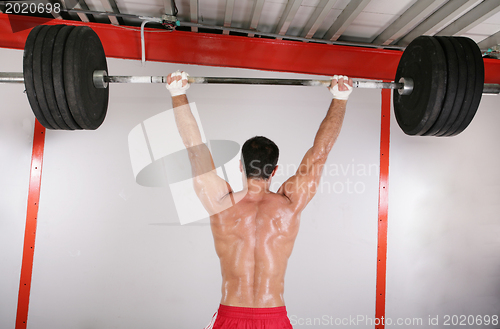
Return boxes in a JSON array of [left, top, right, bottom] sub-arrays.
[[64, 26, 108, 130], [449, 37, 484, 136], [23, 25, 55, 129], [423, 36, 458, 136], [443, 37, 476, 136], [393, 36, 447, 136], [41, 25, 71, 130], [435, 37, 468, 137], [52, 25, 82, 130], [33, 25, 62, 129]]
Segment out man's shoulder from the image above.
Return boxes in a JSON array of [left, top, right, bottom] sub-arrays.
[[223, 190, 295, 213], [263, 191, 295, 208]]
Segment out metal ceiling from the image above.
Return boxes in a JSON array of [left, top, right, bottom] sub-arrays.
[[1, 0, 500, 54]]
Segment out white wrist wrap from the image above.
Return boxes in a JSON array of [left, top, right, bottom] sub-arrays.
[[166, 71, 190, 97], [330, 75, 353, 100]]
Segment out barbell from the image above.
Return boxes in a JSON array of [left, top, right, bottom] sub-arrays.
[[0, 24, 496, 135]]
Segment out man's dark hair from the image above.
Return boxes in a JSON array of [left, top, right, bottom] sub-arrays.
[[241, 136, 279, 180]]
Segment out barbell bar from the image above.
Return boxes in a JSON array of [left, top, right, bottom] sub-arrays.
[[0, 72, 24, 83], [100, 73, 407, 90], [1, 24, 492, 135], [0, 71, 407, 91], [97, 74, 500, 98], [92, 73, 497, 96], [3, 71, 499, 95], [3, 69, 496, 95]]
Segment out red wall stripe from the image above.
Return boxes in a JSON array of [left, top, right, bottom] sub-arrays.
[[16, 120, 46, 329], [375, 88, 391, 329], [1, 13, 500, 84]]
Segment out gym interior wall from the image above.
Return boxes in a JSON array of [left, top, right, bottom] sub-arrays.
[[1, 41, 499, 329]]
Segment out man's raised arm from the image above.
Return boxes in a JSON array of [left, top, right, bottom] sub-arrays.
[[278, 75, 353, 211], [166, 71, 232, 214]]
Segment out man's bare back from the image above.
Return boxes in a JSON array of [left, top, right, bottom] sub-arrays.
[[167, 71, 352, 327], [212, 187, 301, 308]]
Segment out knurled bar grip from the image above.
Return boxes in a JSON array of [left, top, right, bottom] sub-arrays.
[[104, 75, 404, 89]]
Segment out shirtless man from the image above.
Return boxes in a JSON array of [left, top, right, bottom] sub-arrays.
[[166, 71, 353, 328]]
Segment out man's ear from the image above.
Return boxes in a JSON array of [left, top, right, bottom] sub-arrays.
[[239, 160, 243, 173], [271, 165, 278, 177]]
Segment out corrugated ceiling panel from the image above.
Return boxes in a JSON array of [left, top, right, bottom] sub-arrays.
[[463, 10, 500, 43], [4, 0, 500, 52], [344, 0, 416, 43], [228, 0, 254, 28], [312, 7, 343, 38], [340, 11, 395, 41], [174, 0, 191, 21], [362, 0, 417, 16], [257, 0, 287, 33], [198, 0, 225, 25], [106, 0, 162, 16], [286, 5, 317, 36]]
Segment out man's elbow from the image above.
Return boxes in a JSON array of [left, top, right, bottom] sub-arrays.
[[310, 146, 329, 164]]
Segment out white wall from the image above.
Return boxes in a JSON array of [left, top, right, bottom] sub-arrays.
[[0, 46, 498, 329], [0, 48, 34, 329], [386, 92, 500, 327]]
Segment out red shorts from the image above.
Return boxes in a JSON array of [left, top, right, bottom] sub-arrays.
[[204, 304, 293, 329]]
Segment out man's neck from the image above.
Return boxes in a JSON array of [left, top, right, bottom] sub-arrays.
[[245, 178, 272, 199]]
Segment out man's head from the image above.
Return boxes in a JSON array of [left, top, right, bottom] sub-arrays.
[[241, 136, 279, 180]]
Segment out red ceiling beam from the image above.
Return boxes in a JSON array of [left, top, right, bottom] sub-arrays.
[[1, 13, 500, 83]]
